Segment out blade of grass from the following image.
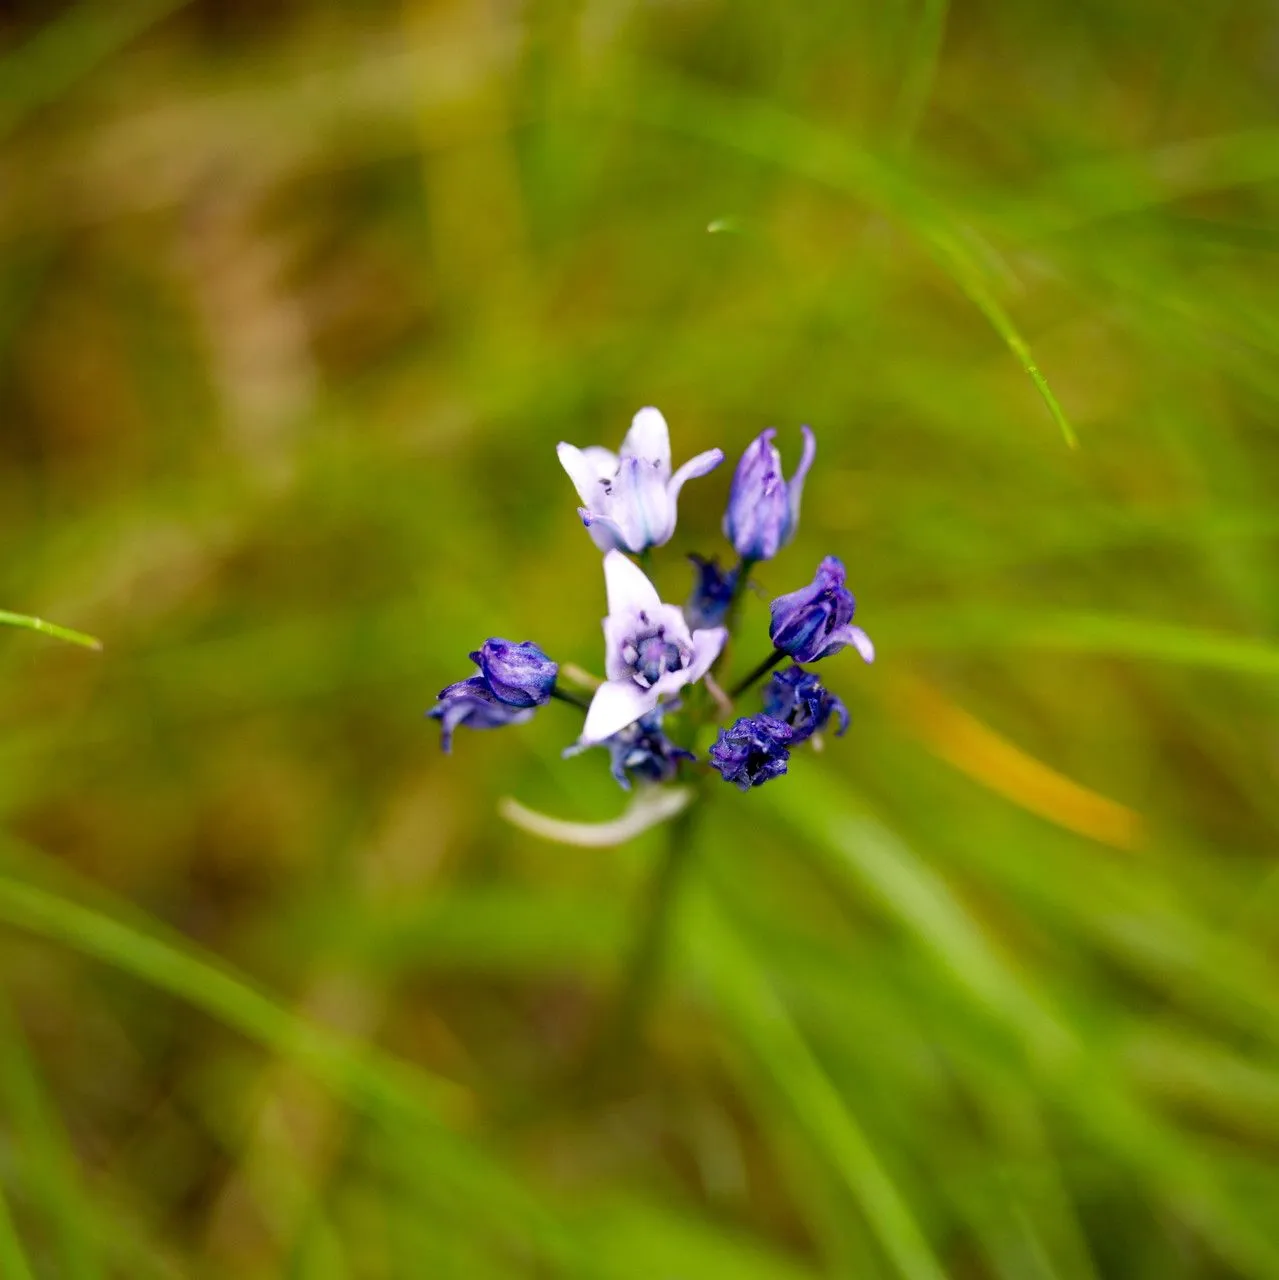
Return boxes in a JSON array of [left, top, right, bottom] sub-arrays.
[[0, 0, 192, 143], [766, 771, 1279, 1275], [884, 608, 1279, 675], [0, 611, 102, 651], [0, 994, 103, 1280], [0, 871, 724, 1280], [605, 63, 1076, 446], [682, 878, 947, 1280], [0, 1187, 34, 1280], [888, 0, 950, 154], [0, 876, 463, 1125]]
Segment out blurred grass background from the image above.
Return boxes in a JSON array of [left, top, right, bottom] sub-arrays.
[[2, 0, 1279, 1275]]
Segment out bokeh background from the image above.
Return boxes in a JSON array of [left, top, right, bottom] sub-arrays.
[[3, 0, 1279, 1276]]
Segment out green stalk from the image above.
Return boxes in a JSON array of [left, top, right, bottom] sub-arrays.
[[0, 612, 101, 651], [592, 794, 703, 1074]]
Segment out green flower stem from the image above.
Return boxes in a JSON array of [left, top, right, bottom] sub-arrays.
[[593, 791, 703, 1072], [729, 647, 787, 699], [549, 686, 591, 711]]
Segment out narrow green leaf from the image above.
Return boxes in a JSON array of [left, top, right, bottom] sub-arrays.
[[608, 65, 1077, 446], [0, 612, 102, 651], [683, 881, 948, 1280], [0, 995, 102, 1280], [0, 0, 192, 143], [0, 1188, 34, 1280]]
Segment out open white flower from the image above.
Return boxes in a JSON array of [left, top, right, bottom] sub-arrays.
[[557, 407, 724, 553], [580, 550, 727, 744]]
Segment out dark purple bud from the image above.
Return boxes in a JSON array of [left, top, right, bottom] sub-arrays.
[[723, 426, 816, 562], [427, 677, 534, 752], [763, 665, 849, 742], [470, 638, 558, 707], [685, 554, 739, 630], [607, 712, 696, 790], [768, 557, 874, 664], [708, 714, 793, 790]]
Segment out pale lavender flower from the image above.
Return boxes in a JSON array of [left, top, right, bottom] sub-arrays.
[[580, 550, 726, 744], [723, 426, 816, 562], [557, 407, 724, 553]]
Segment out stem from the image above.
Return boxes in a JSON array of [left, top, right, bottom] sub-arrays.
[[0, 611, 102, 651], [596, 797, 701, 1068], [729, 647, 787, 699], [549, 686, 591, 711]]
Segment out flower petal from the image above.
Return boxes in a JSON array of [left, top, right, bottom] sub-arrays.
[[602, 548, 664, 619], [578, 507, 628, 553], [666, 446, 725, 539], [610, 455, 673, 549], [784, 425, 817, 545], [685, 626, 728, 683], [557, 442, 615, 506], [846, 625, 875, 663], [620, 406, 671, 475], [581, 678, 658, 744]]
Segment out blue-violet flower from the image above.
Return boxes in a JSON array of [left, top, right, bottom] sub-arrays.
[[599, 711, 696, 790], [558, 407, 724, 554], [428, 638, 557, 752], [769, 556, 874, 664], [471, 638, 558, 707], [763, 664, 849, 742], [709, 714, 793, 790], [684, 553, 739, 630], [580, 549, 727, 744], [723, 426, 816, 562]]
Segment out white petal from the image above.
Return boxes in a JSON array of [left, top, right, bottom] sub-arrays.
[[668, 447, 724, 496], [848, 625, 875, 663], [651, 601, 694, 648], [602, 548, 663, 619], [580, 445, 619, 478], [557, 442, 615, 506], [620, 406, 672, 476], [602, 613, 635, 682], [650, 668, 694, 701], [610, 456, 673, 549], [581, 679, 658, 744], [663, 447, 724, 547], [578, 508, 628, 553], [685, 627, 728, 683]]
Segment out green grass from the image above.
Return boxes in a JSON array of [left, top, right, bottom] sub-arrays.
[[2, 1, 1279, 1275]]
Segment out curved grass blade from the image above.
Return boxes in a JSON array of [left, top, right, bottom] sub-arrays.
[[0, 611, 102, 651], [605, 64, 1077, 447], [0, 1188, 34, 1280], [0, 0, 192, 144], [0, 995, 102, 1280], [884, 608, 1279, 676], [766, 771, 1279, 1276], [683, 881, 948, 1280], [0, 876, 463, 1123]]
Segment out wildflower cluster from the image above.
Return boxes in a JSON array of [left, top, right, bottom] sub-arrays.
[[428, 408, 873, 793]]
